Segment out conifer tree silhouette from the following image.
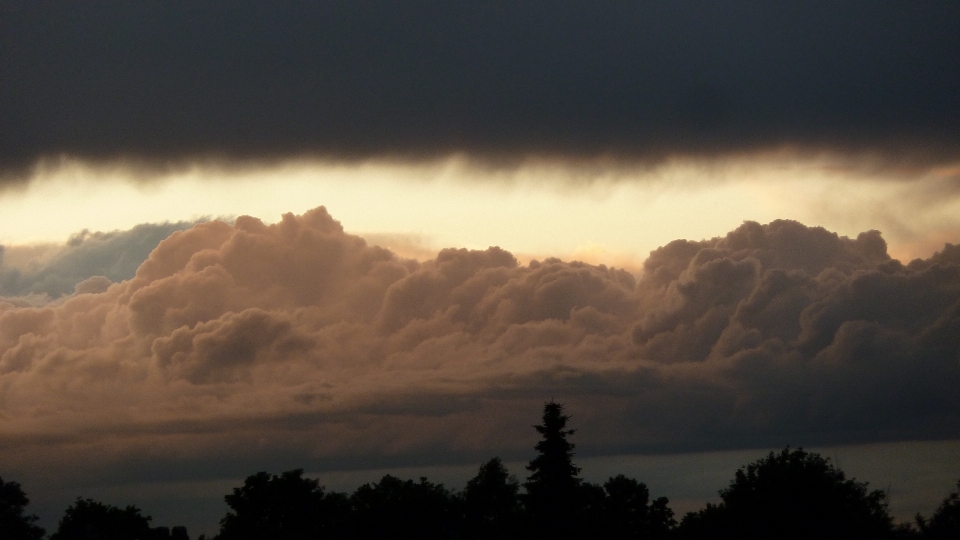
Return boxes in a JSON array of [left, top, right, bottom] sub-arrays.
[[523, 401, 582, 538]]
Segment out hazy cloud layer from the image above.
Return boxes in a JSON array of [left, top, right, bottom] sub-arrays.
[[2, 2, 959, 179], [0, 221, 200, 300], [1, 207, 958, 486]]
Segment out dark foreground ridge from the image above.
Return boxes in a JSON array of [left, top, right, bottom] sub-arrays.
[[2, 402, 958, 539]]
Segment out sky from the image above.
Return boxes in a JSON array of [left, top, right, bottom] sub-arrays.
[[2, 1, 960, 536]]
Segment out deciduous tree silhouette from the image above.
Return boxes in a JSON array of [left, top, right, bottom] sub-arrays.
[[462, 457, 521, 539], [523, 401, 583, 538], [0, 476, 45, 540], [152, 526, 190, 540], [676, 447, 893, 540], [215, 469, 348, 540], [917, 478, 960, 539], [50, 498, 154, 540], [350, 474, 460, 539], [600, 475, 675, 539]]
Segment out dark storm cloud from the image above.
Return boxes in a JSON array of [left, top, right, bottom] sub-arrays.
[[2, 1, 959, 180]]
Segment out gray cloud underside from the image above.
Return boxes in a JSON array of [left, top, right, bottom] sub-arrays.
[[1, 207, 958, 481], [2, 1, 959, 179]]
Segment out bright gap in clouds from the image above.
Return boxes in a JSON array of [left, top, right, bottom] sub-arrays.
[[1, 156, 958, 266]]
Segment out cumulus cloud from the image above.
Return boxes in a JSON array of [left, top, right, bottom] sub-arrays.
[[0, 221, 201, 300], [1, 2, 958, 181], [1, 207, 958, 488]]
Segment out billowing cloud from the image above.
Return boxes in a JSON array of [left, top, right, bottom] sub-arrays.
[[1, 207, 958, 490], [2, 2, 958, 181], [0, 220, 201, 300]]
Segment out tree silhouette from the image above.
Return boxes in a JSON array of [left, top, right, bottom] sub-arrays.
[[577, 480, 609, 535], [917, 478, 960, 539], [0, 477, 45, 540], [462, 457, 521, 539], [350, 474, 460, 539], [216, 469, 348, 540], [50, 498, 154, 540], [676, 447, 893, 540], [153, 526, 190, 540], [523, 401, 583, 538], [600, 475, 675, 539]]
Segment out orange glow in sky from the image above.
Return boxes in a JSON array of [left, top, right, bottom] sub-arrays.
[[2, 155, 957, 266]]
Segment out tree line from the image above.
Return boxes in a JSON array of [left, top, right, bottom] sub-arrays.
[[2, 402, 959, 539]]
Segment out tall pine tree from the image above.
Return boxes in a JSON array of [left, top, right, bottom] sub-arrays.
[[523, 401, 582, 538]]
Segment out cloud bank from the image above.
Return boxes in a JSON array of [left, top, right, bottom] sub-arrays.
[[0, 221, 201, 301], [2, 2, 959, 180], [1, 207, 958, 485]]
